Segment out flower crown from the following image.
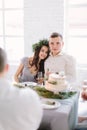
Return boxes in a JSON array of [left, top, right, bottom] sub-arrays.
[[32, 39, 49, 52]]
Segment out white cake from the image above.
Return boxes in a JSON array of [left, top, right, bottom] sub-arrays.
[[45, 73, 68, 92]]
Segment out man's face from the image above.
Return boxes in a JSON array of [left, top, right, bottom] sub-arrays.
[[49, 36, 64, 55]]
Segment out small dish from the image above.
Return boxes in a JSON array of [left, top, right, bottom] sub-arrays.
[[41, 99, 61, 110], [14, 82, 37, 88], [20, 82, 37, 87]]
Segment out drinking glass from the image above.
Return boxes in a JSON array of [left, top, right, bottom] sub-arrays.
[[37, 72, 43, 85]]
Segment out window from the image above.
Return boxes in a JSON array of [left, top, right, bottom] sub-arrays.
[[66, 0, 87, 65], [0, 0, 24, 64]]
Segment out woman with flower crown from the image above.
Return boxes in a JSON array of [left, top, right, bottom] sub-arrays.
[[14, 39, 49, 83]]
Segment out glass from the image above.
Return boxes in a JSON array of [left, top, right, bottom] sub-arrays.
[[0, 11, 3, 35], [5, 10, 24, 36], [5, 37, 24, 63], [37, 72, 43, 85], [4, 0, 24, 8]]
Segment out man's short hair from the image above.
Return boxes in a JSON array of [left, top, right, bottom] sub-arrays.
[[50, 32, 63, 39], [0, 48, 7, 72]]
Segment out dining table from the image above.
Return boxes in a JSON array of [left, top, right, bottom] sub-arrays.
[[38, 92, 79, 130], [13, 82, 79, 130]]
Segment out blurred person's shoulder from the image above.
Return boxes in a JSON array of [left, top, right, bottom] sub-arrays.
[[0, 79, 42, 130], [0, 78, 41, 104], [0, 78, 12, 90], [0, 78, 42, 120]]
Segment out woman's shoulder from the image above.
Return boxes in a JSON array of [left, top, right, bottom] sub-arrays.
[[21, 57, 29, 63], [29, 57, 33, 61], [21, 57, 30, 66]]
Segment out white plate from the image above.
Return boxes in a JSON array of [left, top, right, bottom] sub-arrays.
[[41, 99, 61, 110], [18, 82, 37, 87]]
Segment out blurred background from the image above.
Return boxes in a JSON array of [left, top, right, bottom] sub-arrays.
[[0, 0, 87, 83]]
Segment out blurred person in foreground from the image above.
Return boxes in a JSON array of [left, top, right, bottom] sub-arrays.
[[0, 47, 42, 130]]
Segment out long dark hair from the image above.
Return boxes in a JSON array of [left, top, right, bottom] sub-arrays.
[[31, 39, 49, 72]]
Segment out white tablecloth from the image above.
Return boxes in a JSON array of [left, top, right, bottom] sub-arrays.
[[38, 93, 79, 130]]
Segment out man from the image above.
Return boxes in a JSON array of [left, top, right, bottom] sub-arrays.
[[45, 32, 76, 82], [0, 48, 42, 130]]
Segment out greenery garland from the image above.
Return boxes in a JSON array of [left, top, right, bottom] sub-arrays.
[[14, 84, 77, 99], [32, 39, 49, 52], [34, 87, 77, 99]]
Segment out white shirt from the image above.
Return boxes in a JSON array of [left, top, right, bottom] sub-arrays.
[[45, 52, 77, 82], [0, 78, 42, 130]]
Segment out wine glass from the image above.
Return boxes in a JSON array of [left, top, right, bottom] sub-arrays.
[[37, 72, 43, 86]]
